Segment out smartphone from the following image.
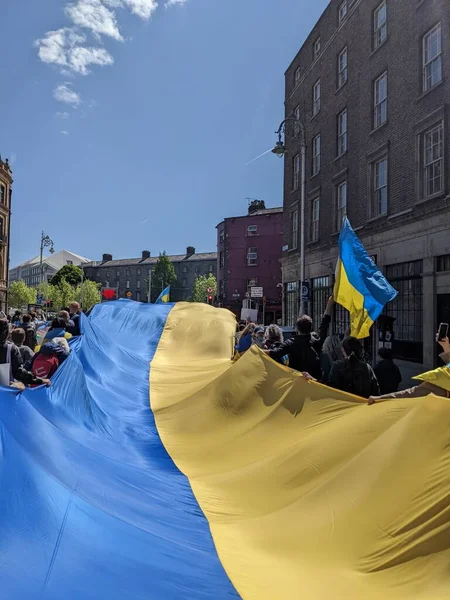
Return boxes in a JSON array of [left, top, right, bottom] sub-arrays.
[[437, 323, 449, 341]]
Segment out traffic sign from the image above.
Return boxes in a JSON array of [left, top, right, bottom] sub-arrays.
[[126, 291, 132, 298], [207, 287, 213, 293], [250, 287, 263, 298], [301, 281, 310, 303], [37, 294, 43, 305]]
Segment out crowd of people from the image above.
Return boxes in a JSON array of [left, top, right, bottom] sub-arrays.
[[235, 297, 450, 403], [0, 301, 82, 389]]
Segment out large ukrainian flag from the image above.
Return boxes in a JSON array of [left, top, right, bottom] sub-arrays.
[[0, 300, 449, 599], [334, 217, 397, 338]]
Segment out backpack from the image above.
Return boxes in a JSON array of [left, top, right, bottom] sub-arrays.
[[32, 353, 59, 379]]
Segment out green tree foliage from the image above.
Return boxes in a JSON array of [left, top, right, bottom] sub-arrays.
[[8, 281, 36, 309], [191, 274, 217, 303], [39, 282, 63, 311], [50, 264, 83, 287], [151, 252, 177, 300], [58, 278, 75, 309], [75, 280, 101, 311]]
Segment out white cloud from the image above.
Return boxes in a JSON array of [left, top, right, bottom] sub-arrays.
[[56, 111, 70, 119], [61, 130, 69, 135], [35, 27, 114, 75], [165, 0, 187, 6], [54, 84, 81, 106], [103, 0, 158, 20], [66, 0, 123, 40]]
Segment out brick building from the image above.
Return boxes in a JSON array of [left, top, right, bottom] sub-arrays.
[[216, 201, 283, 324], [281, 0, 450, 379], [0, 156, 12, 312], [82, 248, 216, 303]]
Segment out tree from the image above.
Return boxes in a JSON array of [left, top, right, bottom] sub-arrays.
[[58, 277, 75, 309], [8, 281, 36, 309], [39, 282, 63, 311], [75, 280, 101, 311], [151, 252, 177, 301], [50, 264, 83, 287], [191, 274, 217, 303]]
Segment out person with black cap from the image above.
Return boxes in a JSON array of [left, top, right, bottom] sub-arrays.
[[0, 319, 51, 387]]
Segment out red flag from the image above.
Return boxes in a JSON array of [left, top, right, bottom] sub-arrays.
[[102, 289, 116, 300]]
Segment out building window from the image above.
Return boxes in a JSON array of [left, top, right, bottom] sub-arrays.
[[106, 271, 111, 278], [0, 185, 5, 204], [285, 282, 298, 327], [311, 276, 332, 331], [209, 264, 214, 272], [337, 109, 347, 156], [437, 255, 450, 272], [293, 105, 301, 138], [312, 134, 321, 176], [182, 278, 187, 286], [293, 154, 300, 190], [105, 281, 109, 288], [290, 210, 298, 250], [66, 260, 73, 265], [247, 247, 258, 266], [126, 280, 130, 288], [136, 291, 141, 302], [336, 181, 347, 230], [182, 266, 188, 273], [374, 71, 387, 129], [247, 225, 258, 235], [311, 197, 320, 242], [374, 1, 387, 49], [247, 277, 258, 289], [219, 251, 224, 269], [337, 47, 348, 88], [313, 37, 321, 60], [219, 230, 224, 243], [423, 122, 444, 198], [312, 79, 321, 116], [423, 24, 442, 92], [137, 268, 141, 275], [294, 67, 301, 86], [137, 280, 141, 289], [385, 261, 423, 363], [338, 0, 347, 24], [373, 156, 388, 216], [116, 270, 120, 277]]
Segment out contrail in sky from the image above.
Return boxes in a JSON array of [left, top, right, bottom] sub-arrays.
[[141, 218, 148, 225], [244, 148, 273, 166]]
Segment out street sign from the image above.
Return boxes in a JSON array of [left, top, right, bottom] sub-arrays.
[[207, 287, 213, 293], [301, 281, 310, 303], [37, 294, 43, 305], [250, 287, 263, 298], [126, 291, 132, 298]]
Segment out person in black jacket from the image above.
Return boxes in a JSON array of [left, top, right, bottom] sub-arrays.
[[329, 336, 380, 399], [373, 347, 402, 395], [66, 302, 81, 337], [0, 319, 51, 387], [266, 297, 334, 379]]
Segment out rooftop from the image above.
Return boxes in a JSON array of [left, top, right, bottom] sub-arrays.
[[84, 252, 217, 269], [11, 250, 91, 271]]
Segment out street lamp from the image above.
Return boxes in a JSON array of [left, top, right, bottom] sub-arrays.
[[39, 231, 54, 286], [272, 115, 307, 315]]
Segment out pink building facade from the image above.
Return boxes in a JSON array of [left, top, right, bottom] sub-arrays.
[[216, 201, 283, 324]]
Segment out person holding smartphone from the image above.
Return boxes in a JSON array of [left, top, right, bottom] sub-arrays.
[[368, 326, 450, 404]]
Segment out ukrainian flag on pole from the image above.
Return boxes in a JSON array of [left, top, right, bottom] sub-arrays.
[[156, 285, 171, 303], [334, 218, 397, 339]]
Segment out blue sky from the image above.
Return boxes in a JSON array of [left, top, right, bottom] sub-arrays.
[[1, 0, 327, 266]]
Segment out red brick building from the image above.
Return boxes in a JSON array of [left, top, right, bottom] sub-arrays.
[[216, 201, 283, 324]]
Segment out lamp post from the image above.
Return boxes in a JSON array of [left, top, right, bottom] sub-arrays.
[[39, 231, 54, 286], [272, 115, 307, 315]]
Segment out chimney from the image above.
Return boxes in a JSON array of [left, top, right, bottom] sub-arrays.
[[102, 253, 113, 263], [186, 246, 195, 257], [248, 199, 266, 215], [141, 250, 151, 261]]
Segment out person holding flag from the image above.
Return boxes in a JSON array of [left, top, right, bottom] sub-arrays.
[[156, 286, 171, 304]]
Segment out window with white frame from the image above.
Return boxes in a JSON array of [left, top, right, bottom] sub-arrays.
[[290, 210, 298, 249], [374, 71, 387, 128], [373, 156, 388, 216], [312, 79, 321, 116], [293, 154, 300, 190], [247, 225, 258, 235], [336, 181, 347, 230], [294, 67, 301, 86], [247, 247, 258, 266], [313, 37, 321, 60], [423, 24, 442, 92], [136, 291, 141, 302], [311, 197, 320, 242], [337, 109, 347, 156], [137, 280, 141, 289], [126, 280, 130, 288], [116, 270, 120, 277], [182, 278, 187, 287], [219, 230, 224, 243], [219, 251, 224, 269], [312, 134, 321, 176], [338, 0, 347, 24], [374, 1, 387, 49], [423, 122, 444, 197], [338, 47, 348, 88]]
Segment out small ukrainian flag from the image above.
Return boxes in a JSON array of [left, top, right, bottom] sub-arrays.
[[156, 286, 170, 304], [334, 218, 397, 339]]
